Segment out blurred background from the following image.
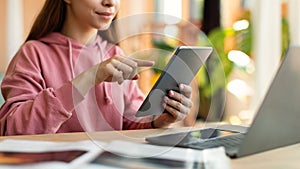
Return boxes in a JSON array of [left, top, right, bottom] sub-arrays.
[[0, 0, 299, 127]]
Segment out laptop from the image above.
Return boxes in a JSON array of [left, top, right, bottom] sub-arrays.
[[146, 45, 300, 158]]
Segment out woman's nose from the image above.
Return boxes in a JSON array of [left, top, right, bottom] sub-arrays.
[[102, 0, 116, 7]]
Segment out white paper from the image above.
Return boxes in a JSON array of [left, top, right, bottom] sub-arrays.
[[0, 139, 106, 169]]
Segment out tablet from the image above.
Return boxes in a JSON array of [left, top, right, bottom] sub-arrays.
[[135, 46, 213, 117]]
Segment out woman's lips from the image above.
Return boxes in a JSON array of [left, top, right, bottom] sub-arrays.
[[95, 11, 114, 20]]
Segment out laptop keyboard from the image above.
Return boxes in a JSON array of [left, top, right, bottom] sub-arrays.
[[184, 133, 245, 150]]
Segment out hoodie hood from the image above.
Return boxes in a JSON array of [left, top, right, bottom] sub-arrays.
[[39, 32, 100, 49], [38, 32, 117, 62]]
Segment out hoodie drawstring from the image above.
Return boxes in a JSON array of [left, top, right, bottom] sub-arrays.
[[103, 84, 112, 104], [67, 39, 75, 78], [96, 41, 112, 105]]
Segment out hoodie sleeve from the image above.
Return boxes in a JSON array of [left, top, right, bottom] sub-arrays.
[[0, 42, 84, 136], [122, 80, 153, 130]]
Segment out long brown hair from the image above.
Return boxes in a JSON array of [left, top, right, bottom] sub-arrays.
[[25, 0, 66, 42], [26, 0, 117, 44]]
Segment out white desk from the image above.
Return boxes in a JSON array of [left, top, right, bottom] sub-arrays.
[[0, 127, 299, 169]]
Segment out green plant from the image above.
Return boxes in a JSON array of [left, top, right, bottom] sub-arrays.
[[199, 12, 290, 121], [197, 28, 235, 99]]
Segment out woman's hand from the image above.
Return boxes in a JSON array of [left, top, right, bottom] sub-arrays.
[[152, 84, 193, 128], [95, 55, 154, 84], [72, 55, 154, 96]]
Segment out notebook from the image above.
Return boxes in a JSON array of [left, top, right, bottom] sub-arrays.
[[146, 45, 300, 158]]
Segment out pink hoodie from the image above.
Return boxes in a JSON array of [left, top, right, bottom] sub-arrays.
[[0, 32, 152, 136]]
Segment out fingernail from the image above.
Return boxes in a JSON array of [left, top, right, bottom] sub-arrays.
[[169, 90, 174, 96], [164, 96, 168, 102], [179, 84, 184, 90]]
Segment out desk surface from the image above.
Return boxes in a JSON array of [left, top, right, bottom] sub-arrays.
[[0, 127, 299, 169]]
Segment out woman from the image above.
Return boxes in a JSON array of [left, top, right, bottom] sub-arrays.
[[0, 0, 193, 135]]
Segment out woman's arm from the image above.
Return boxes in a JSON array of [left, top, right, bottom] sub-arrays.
[[0, 73, 84, 136]]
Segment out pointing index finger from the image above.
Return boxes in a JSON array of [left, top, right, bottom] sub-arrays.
[[132, 58, 155, 67]]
